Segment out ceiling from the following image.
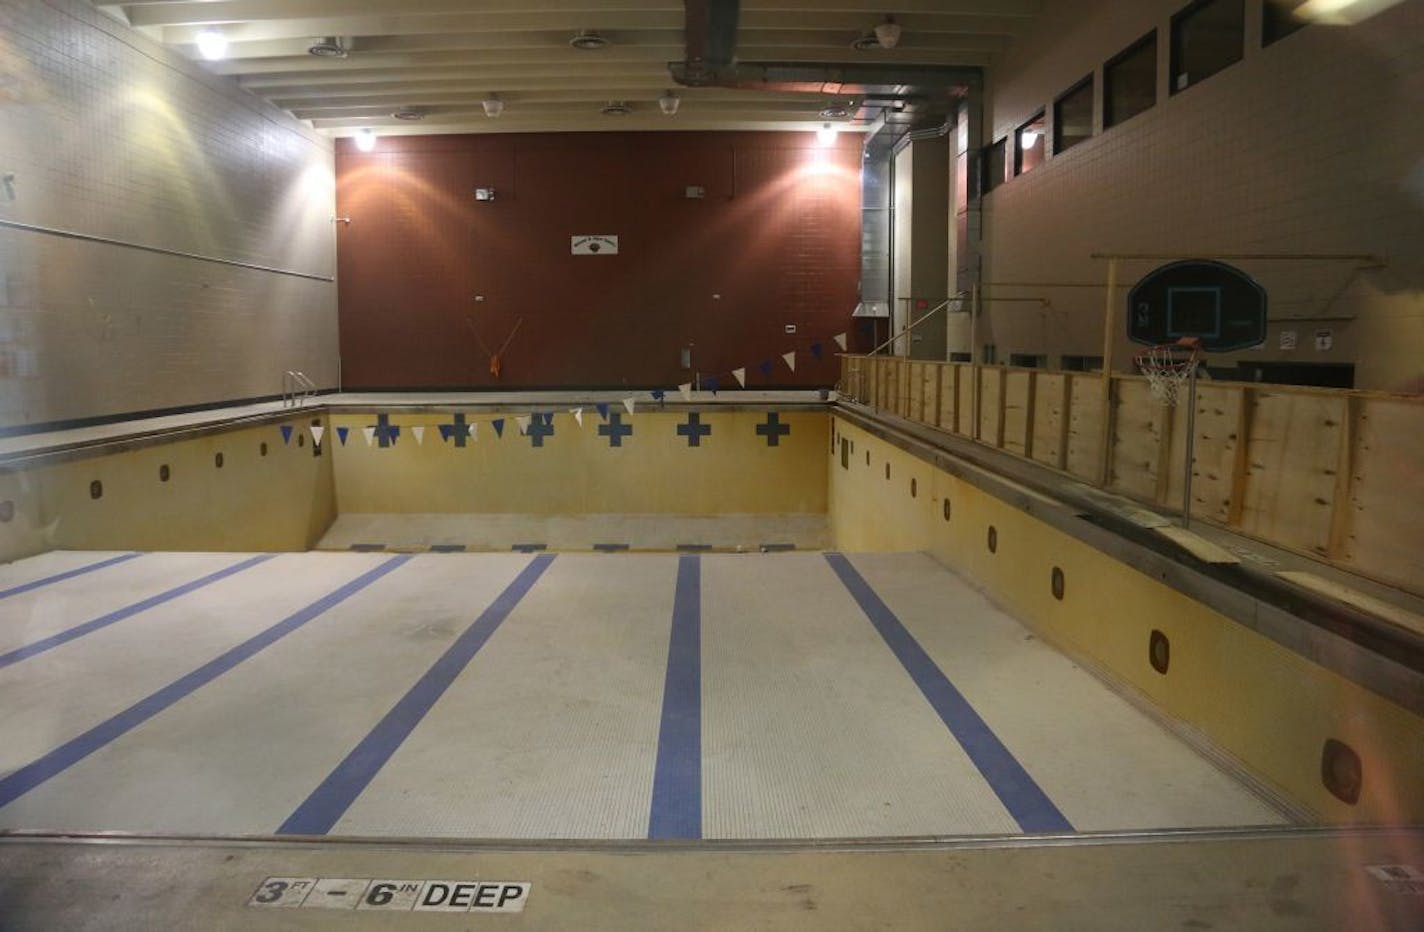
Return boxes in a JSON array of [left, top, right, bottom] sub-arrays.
[[93, 1, 1043, 138]]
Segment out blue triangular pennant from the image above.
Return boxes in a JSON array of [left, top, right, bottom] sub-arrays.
[[651, 390, 665, 403], [705, 376, 720, 395], [759, 360, 774, 378], [492, 418, 505, 438], [336, 426, 350, 446], [811, 342, 824, 360], [596, 403, 610, 421], [438, 424, 453, 441], [280, 425, 293, 444]]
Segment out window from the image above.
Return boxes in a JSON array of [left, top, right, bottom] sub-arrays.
[[1263, 0, 1309, 45], [1061, 354, 1104, 372], [1105, 31, 1157, 129], [1170, 0, 1244, 94], [982, 137, 1007, 193], [1014, 111, 1046, 176], [1053, 76, 1094, 154], [1009, 353, 1047, 368]]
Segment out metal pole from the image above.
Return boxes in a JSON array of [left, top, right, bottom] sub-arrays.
[[970, 283, 980, 441], [1182, 364, 1198, 529]]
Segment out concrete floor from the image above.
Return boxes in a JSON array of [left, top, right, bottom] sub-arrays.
[[0, 549, 1289, 841]]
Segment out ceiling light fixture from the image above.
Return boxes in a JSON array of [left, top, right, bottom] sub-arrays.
[[601, 101, 632, 116], [850, 33, 880, 51], [307, 37, 347, 58], [392, 107, 425, 121], [195, 30, 228, 61], [816, 123, 838, 146], [658, 91, 680, 116], [874, 16, 902, 49], [482, 97, 504, 118], [1020, 128, 1039, 148], [820, 103, 851, 119], [570, 31, 611, 50], [354, 128, 377, 152]]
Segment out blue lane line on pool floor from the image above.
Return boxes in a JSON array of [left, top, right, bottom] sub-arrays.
[[0, 554, 276, 671], [278, 553, 556, 836], [824, 553, 1073, 834], [0, 552, 144, 601], [648, 553, 702, 840], [0, 555, 412, 812]]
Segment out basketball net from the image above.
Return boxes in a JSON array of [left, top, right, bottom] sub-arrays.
[[1134, 337, 1203, 406]]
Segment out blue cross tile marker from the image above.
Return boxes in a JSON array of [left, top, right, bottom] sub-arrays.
[[677, 412, 711, 447], [280, 425, 293, 445], [371, 413, 400, 448], [527, 414, 555, 447], [438, 413, 469, 447], [336, 426, 350, 446], [599, 412, 633, 447], [756, 412, 791, 447]]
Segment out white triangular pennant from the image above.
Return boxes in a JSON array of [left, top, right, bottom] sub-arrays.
[[678, 382, 692, 401], [361, 426, 376, 446], [310, 425, 325, 446], [411, 425, 425, 445], [732, 367, 746, 387], [622, 397, 636, 415], [515, 414, 531, 434], [833, 332, 847, 351], [571, 408, 583, 427], [782, 351, 797, 372], [469, 422, 479, 442]]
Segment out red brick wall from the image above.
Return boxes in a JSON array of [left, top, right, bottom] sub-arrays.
[[335, 131, 863, 389]]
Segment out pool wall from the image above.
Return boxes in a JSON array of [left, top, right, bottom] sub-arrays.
[[830, 412, 1424, 826]]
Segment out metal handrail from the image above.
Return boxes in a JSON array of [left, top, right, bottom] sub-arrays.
[[281, 371, 317, 408]]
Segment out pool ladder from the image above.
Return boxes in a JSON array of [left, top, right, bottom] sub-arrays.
[[282, 370, 317, 408]]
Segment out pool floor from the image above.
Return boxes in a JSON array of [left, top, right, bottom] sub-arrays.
[[0, 549, 1291, 839]]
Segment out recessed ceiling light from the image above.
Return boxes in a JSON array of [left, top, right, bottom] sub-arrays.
[[850, 34, 880, 51], [392, 107, 425, 121], [307, 37, 347, 58], [820, 103, 851, 119], [195, 30, 228, 61], [601, 101, 632, 116], [570, 31, 611, 50]]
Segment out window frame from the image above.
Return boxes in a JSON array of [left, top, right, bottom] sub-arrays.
[[1169, 0, 1245, 96], [1013, 110, 1047, 176], [1052, 74, 1095, 155], [1104, 30, 1158, 129]]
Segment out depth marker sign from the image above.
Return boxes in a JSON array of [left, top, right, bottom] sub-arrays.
[[248, 877, 531, 913], [571, 235, 618, 255]]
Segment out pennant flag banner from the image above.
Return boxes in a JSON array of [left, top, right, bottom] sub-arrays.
[[811, 342, 824, 360], [759, 360, 774, 378], [622, 397, 636, 415], [411, 425, 425, 446], [782, 351, 797, 372], [492, 418, 505, 438], [834, 332, 848, 351], [361, 426, 376, 447], [596, 403, 610, 421], [469, 422, 479, 442], [336, 426, 350, 446], [280, 425, 293, 445], [651, 390, 665, 404], [571, 408, 584, 427], [705, 376, 720, 395], [515, 414, 531, 435], [732, 367, 746, 387], [678, 383, 692, 401], [310, 425, 325, 447]]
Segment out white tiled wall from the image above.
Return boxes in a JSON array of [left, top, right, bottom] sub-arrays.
[[0, 0, 338, 430], [977, 0, 1424, 391]]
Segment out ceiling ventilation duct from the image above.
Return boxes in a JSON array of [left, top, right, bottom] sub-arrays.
[[391, 106, 425, 121], [307, 37, 347, 58], [601, 101, 632, 116]]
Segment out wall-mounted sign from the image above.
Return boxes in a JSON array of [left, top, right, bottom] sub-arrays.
[[1279, 330, 1297, 350], [1315, 329, 1334, 351], [571, 235, 618, 255]]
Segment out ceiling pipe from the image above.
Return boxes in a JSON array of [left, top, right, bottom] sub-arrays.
[[678, 0, 741, 86]]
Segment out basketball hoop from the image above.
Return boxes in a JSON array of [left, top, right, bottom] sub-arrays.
[[1134, 337, 1203, 406]]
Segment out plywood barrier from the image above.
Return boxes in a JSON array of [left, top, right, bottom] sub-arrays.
[[842, 356, 1424, 596], [831, 414, 1424, 825]]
